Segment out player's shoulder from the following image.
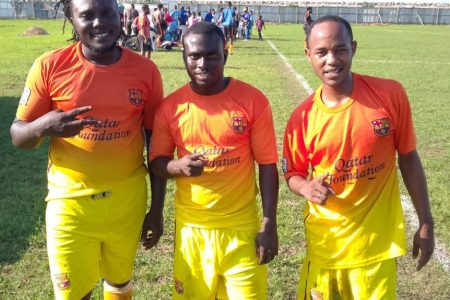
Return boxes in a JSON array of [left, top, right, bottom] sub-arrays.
[[287, 92, 315, 124], [36, 42, 78, 64], [356, 73, 404, 93], [122, 47, 159, 69], [160, 83, 191, 107], [229, 78, 267, 100]]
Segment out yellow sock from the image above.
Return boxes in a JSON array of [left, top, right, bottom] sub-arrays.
[[104, 281, 132, 300], [229, 44, 234, 54]]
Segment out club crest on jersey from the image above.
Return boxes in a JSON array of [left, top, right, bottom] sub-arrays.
[[53, 273, 70, 289], [232, 115, 248, 133], [174, 278, 184, 294], [128, 89, 143, 106], [371, 118, 390, 137]]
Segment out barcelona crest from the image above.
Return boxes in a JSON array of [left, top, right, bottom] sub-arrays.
[[371, 118, 391, 136], [175, 278, 184, 294], [129, 89, 143, 106], [232, 115, 248, 133], [53, 273, 70, 289]]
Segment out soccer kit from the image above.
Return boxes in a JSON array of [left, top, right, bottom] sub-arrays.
[[283, 73, 417, 299], [150, 78, 278, 299], [16, 42, 163, 299]]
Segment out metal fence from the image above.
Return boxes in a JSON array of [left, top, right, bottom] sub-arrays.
[[177, 3, 450, 25], [1, 1, 450, 25], [0, 1, 62, 19]]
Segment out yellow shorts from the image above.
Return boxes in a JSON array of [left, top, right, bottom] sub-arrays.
[[297, 258, 396, 300], [45, 178, 147, 300], [173, 223, 267, 300]]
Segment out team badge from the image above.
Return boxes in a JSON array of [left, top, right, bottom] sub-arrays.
[[53, 273, 70, 290], [232, 115, 248, 133], [174, 278, 184, 294], [128, 89, 143, 106], [371, 118, 391, 136], [19, 87, 31, 105]]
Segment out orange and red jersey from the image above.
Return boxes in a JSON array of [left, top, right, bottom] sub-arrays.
[[150, 79, 278, 229], [16, 42, 163, 200], [135, 14, 150, 39], [283, 73, 416, 268]]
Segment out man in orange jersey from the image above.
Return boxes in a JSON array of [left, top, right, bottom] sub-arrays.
[[149, 22, 279, 299], [134, 4, 152, 58], [283, 15, 434, 300], [9, 0, 165, 298]]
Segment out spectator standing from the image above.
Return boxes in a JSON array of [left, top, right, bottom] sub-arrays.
[[214, 7, 223, 28], [152, 3, 165, 48], [256, 15, 266, 41], [196, 11, 203, 23], [222, 1, 235, 54], [123, 3, 138, 36], [134, 4, 152, 58], [178, 6, 188, 41], [179, 6, 188, 26], [249, 11, 255, 37], [187, 12, 199, 28], [242, 7, 251, 40], [204, 9, 214, 23], [303, 7, 313, 34]]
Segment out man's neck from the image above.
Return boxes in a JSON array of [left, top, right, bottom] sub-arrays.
[[82, 45, 121, 66], [321, 74, 354, 108], [191, 77, 230, 96]]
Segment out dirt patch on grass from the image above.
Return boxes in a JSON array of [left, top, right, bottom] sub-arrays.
[[22, 27, 49, 36]]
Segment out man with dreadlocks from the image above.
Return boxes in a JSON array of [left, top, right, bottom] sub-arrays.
[[10, 0, 165, 299]]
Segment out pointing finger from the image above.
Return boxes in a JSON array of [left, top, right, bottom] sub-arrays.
[[80, 118, 101, 126], [189, 152, 205, 160], [65, 118, 99, 128], [65, 106, 93, 117]]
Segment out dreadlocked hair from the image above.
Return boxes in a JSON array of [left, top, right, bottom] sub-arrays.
[[53, 0, 79, 42]]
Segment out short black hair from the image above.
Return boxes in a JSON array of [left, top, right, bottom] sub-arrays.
[[306, 15, 353, 48], [183, 22, 225, 49]]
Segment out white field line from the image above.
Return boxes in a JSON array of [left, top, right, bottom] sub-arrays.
[[267, 40, 314, 95], [401, 195, 450, 274], [267, 39, 450, 274]]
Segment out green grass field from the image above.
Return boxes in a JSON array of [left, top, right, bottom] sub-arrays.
[[1, 19, 449, 299]]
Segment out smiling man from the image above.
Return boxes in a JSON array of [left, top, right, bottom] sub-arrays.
[[149, 22, 279, 299], [282, 15, 434, 299], [9, 0, 165, 298]]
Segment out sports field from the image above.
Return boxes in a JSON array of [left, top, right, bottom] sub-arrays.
[[0, 19, 449, 299]]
